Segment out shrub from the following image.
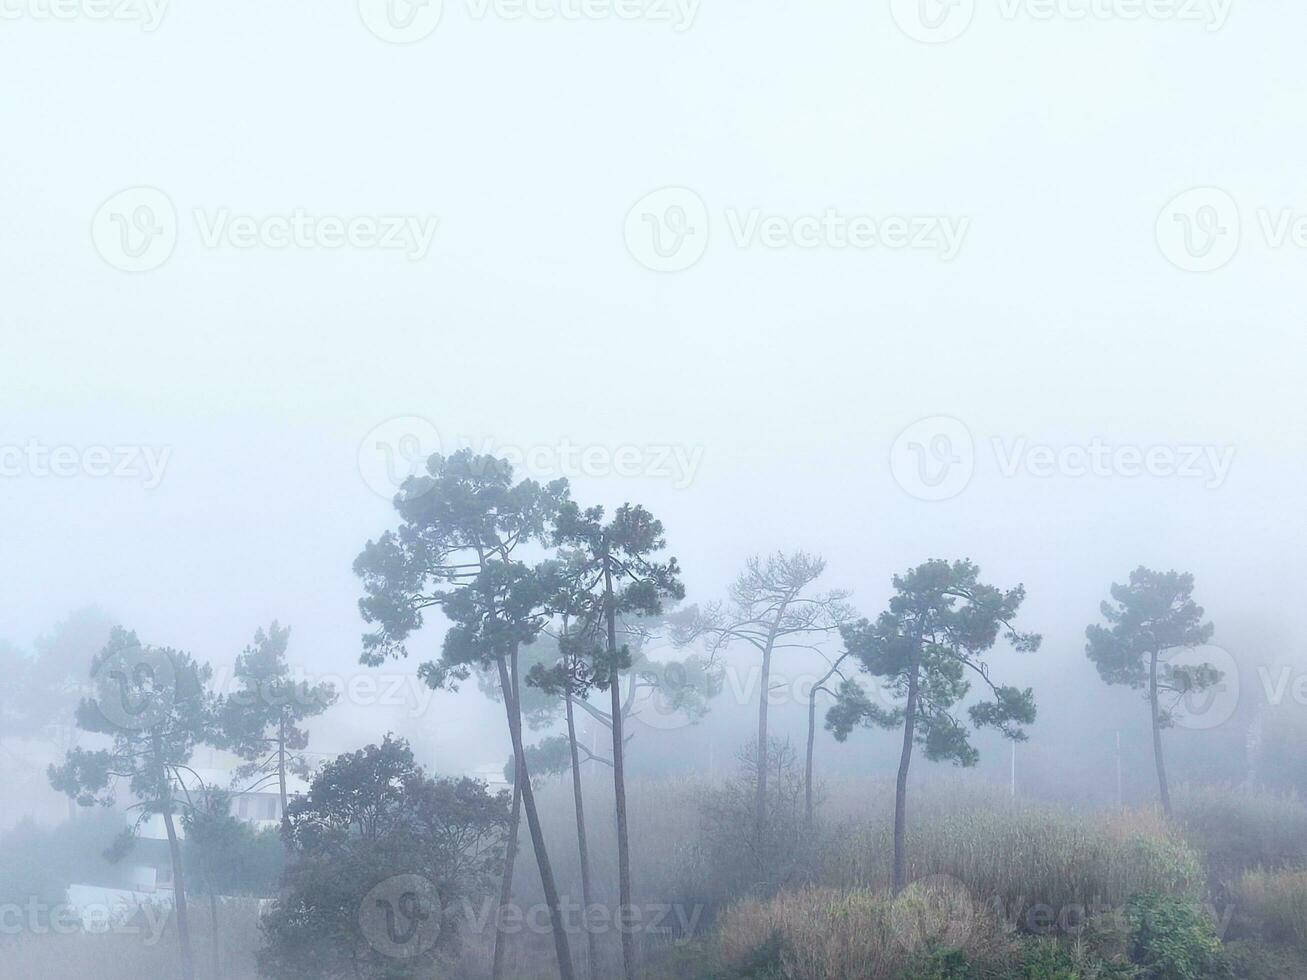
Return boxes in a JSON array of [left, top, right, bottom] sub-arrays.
[[689, 740, 819, 907], [1126, 894, 1230, 980]]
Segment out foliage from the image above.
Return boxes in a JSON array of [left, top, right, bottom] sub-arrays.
[[353, 449, 568, 673], [47, 626, 214, 817], [216, 622, 336, 797], [258, 735, 509, 979], [183, 789, 284, 898], [1125, 894, 1230, 980], [828, 559, 1040, 767], [1085, 569, 1218, 730]]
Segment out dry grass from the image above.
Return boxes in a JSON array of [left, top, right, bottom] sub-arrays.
[[717, 885, 1014, 980], [818, 781, 1204, 925], [1234, 869, 1307, 952]]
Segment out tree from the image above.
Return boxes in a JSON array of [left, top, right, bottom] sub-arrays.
[[828, 559, 1040, 893], [259, 736, 509, 980], [524, 613, 718, 980], [217, 622, 337, 819], [551, 501, 685, 980], [47, 627, 216, 980], [1085, 567, 1217, 817], [675, 551, 851, 836], [804, 648, 852, 830], [353, 450, 576, 980]]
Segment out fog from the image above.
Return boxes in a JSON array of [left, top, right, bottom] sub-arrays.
[[3, 3, 1307, 979]]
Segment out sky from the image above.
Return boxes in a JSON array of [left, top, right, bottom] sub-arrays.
[[3, 0, 1306, 790]]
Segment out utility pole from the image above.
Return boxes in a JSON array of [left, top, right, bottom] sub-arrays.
[[1009, 740, 1016, 799]]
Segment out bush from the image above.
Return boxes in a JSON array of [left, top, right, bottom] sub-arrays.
[[1126, 894, 1230, 980], [689, 740, 819, 907]]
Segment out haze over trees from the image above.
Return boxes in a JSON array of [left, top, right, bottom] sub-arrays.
[[353, 450, 577, 979], [47, 627, 217, 980], [674, 551, 851, 837], [1086, 567, 1220, 818], [827, 559, 1041, 892], [217, 622, 338, 817]]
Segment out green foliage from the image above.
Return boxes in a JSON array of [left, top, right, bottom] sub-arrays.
[[259, 735, 510, 979], [1126, 894, 1230, 980], [1085, 568, 1217, 727], [828, 559, 1041, 767], [217, 622, 337, 792], [47, 627, 214, 817], [183, 789, 284, 898], [353, 449, 569, 670]]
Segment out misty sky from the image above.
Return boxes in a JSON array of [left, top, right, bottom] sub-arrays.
[[3, 1, 1305, 775]]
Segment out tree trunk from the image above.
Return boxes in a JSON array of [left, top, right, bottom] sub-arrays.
[[1150, 649, 1172, 817], [755, 642, 773, 838], [496, 652, 575, 980], [566, 693, 599, 980], [276, 712, 288, 822], [893, 658, 921, 894], [160, 802, 195, 980], [493, 651, 524, 980], [604, 554, 637, 980], [804, 687, 817, 831]]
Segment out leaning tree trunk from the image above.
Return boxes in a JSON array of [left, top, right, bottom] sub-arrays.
[[493, 650, 525, 980], [755, 639, 774, 838], [496, 652, 575, 980], [892, 659, 921, 894], [1149, 649, 1173, 817], [566, 692, 599, 980], [805, 659, 844, 831], [159, 792, 195, 980], [604, 555, 638, 980]]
